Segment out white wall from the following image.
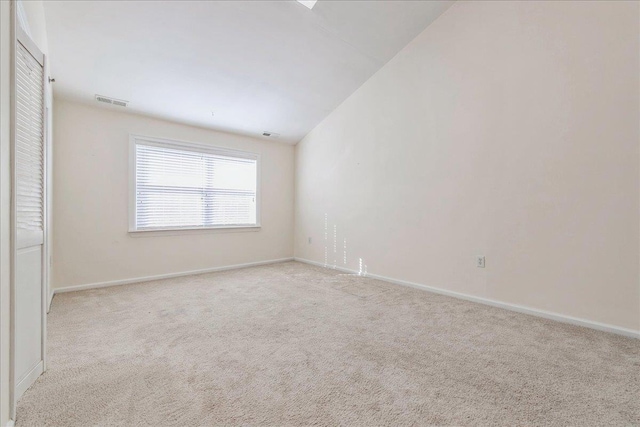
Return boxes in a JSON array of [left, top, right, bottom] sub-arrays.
[[18, 0, 48, 56], [295, 1, 640, 332], [52, 99, 294, 289]]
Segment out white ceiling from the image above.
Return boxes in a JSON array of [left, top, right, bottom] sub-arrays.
[[44, 0, 453, 144]]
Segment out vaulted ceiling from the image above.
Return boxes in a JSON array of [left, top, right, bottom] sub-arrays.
[[44, 1, 453, 144]]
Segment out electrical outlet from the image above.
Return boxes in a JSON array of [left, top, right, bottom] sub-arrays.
[[476, 256, 485, 268]]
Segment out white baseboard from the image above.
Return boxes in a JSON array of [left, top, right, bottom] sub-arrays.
[[15, 360, 43, 401], [294, 257, 640, 339], [53, 257, 294, 295]]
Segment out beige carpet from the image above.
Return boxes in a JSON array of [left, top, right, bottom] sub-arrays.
[[16, 261, 640, 426]]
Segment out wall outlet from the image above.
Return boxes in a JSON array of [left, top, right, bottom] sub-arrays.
[[476, 256, 485, 268], [308, 237, 312, 244]]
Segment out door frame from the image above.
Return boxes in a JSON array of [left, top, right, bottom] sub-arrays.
[[1, 1, 15, 425], [10, 18, 49, 420]]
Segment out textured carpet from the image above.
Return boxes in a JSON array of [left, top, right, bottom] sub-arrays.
[[16, 261, 640, 426]]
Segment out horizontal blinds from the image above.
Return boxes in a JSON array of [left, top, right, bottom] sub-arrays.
[[15, 42, 44, 232], [135, 143, 257, 229]]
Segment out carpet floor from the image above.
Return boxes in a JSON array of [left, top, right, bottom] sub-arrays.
[[16, 261, 640, 426]]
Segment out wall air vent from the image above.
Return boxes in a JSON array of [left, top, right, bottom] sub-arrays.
[[95, 94, 128, 107], [262, 131, 280, 138]]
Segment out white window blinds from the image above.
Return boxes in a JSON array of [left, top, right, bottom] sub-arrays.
[[132, 138, 258, 231], [16, 42, 44, 232]]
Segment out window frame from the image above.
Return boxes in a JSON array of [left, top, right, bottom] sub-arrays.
[[128, 134, 261, 235]]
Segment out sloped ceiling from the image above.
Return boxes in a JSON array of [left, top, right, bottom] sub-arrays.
[[44, 0, 453, 144]]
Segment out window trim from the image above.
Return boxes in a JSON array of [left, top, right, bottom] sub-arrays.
[[128, 134, 261, 234]]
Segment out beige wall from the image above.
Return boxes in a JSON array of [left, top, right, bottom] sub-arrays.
[[294, 1, 640, 332], [52, 99, 294, 289]]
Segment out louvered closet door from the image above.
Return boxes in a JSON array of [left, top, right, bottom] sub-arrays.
[[15, 36, 45, 400]]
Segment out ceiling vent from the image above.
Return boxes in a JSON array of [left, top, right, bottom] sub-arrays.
[[95, 94, 128, 107], [262, 131, 280, 138]]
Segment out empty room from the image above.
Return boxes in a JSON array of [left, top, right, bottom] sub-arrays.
[[0, 0, 638, 425]]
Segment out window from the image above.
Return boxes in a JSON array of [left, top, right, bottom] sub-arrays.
[[130, 135, 259, 232]]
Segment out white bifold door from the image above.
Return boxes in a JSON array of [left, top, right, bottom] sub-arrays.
[[14, 29, 46, 402]]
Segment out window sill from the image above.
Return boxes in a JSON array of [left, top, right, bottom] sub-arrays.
[[128, 225, 261, 237]]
